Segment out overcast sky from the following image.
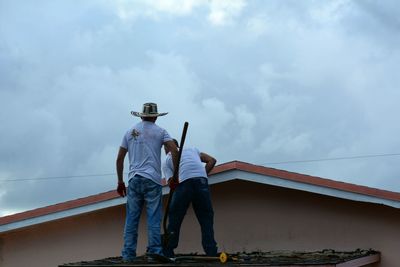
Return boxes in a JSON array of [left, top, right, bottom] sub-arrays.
[[1, 0, 400, 216]]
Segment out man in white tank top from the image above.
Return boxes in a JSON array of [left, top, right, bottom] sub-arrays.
[[163, 139, 218, 257]]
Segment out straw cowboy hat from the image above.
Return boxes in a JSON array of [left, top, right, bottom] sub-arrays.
[[131, 102, 168, 117]]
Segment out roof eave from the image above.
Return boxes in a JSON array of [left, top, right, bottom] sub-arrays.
[[2, 160, 400, 233]]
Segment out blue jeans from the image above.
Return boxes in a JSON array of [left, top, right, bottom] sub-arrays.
[[164, 177, 217, 257], [122, 176, 163, 260]]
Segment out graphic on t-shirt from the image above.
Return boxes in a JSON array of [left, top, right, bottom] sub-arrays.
[[131, 129, 140, 140]]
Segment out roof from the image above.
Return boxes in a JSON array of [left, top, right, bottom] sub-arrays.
[[59, 249, 380, 267], [1, 160, 400, 233]]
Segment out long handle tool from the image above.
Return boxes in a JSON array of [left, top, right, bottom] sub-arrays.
[[162, 121, 189, 246]]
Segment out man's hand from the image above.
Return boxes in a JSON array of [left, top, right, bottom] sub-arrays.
[[117, 182, 126, 197], [168, 178, 179, 191], [116, 147, 127, 197]]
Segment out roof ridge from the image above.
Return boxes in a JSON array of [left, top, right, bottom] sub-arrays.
[[214, 160, 400, 202], [0, 189, 119, 226], [2, 160, 400, 227]]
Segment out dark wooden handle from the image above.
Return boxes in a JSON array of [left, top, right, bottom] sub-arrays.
[[163, 121, 189, 236], [172, 121, 189, 181]]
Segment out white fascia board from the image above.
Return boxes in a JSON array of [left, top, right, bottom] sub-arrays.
[[3, 170, 399, 233], [0, 197, 126, 233], [209, 169, 400, 209], [2, 187, 183, 233]]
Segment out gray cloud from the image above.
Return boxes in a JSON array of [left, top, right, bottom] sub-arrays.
[[1, 0, 400, 216]]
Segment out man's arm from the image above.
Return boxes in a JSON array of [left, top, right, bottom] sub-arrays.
[[116, 146, 128, 197], [200, 152, 217, 175], [164, 140, 179, 178]]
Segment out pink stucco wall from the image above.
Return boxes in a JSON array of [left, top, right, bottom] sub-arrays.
[[0, 205, 126, 267], [1, 180, 398, 267]]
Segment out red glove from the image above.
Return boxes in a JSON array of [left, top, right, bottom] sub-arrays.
[[117, 182, 126, 197], [168, 178, 179, 191]]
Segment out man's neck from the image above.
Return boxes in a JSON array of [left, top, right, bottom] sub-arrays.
[[142, 117, 157, 123]]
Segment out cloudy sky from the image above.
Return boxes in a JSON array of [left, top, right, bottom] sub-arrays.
[[1, 0, 400, 216]]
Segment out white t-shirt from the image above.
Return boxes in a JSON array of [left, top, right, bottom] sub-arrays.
[[121, 121, 172, 185], [163, 147, 207, 183]]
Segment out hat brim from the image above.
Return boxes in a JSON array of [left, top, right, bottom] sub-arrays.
[[131, 111, 168, 117]]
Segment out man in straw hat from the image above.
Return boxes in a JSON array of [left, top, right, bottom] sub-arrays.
[[116, 102, 178, 262]]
